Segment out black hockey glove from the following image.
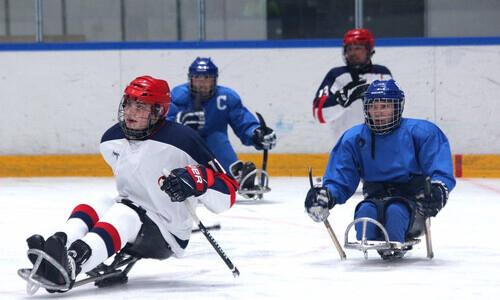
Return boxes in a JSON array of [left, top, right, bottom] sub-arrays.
[[418, 181, 449, 217], [252, 126, 277, 150], [159, 165, 214, 202], [176, 110, 205, 130], [304, 187, 335, 223], [334, 79, 369, 108]]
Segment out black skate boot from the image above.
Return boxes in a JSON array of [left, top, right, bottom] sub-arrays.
[[27, 234, 45, 264], [26, 234, 46, 276], [44, 235, 92, 293], [68, 239, 92, 276], [43, 232, 75, 293], [233, 162, 257, 198], [377, 249, 406, 260]]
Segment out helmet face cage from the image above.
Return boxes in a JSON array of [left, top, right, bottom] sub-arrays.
[[363, 98, 405, 135], [118, 96, 164, 140], [188, 57, 219, 100]]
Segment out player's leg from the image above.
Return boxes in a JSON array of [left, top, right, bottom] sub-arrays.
[[75, 201, 143, 274], [36, 201, 143, 292], [379, 201, 411, 259], [354, 201, 380, 240], [25, 196, 116, 285], [384, 202, 410, 243], [62, 196, 118, 245]]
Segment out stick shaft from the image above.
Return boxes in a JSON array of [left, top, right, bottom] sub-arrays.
[[309, 167, 346, 260], [324, 219, 347, 260], [423, 177, 434, 259], [185, 202, 240, 277]]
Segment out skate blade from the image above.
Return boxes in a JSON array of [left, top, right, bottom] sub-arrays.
[[18, 249, 71, 295], [238, 186, 271, 197]]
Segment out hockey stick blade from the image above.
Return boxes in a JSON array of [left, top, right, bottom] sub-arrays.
[[192, 223, 221, 233]]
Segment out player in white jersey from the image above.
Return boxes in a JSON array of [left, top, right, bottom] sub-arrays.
[[21, 75, 238, 293], [313, 28, 392, 143]]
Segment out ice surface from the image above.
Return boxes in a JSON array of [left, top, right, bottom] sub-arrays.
[[1, 177, 499, 299]]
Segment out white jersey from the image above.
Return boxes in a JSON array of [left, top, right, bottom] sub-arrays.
[[100, 121, 236, 257]]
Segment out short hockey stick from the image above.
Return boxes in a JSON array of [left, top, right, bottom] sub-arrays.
[[308, 167, 346, 260], [185, 202, 240, 277], [423, 177, 434, 259], [256, 112, 269, 200]]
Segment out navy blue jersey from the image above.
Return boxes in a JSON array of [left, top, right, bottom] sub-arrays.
[[313, 64, 392, 124], [322, 118, 456, 205], [166, 83, 260, 171]]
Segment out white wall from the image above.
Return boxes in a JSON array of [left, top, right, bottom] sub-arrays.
[[1, 44, 500, 155]]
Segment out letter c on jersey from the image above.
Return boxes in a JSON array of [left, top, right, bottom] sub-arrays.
[[217, 95, 227, 110]]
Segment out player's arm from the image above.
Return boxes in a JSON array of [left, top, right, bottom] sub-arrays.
[[313, 69, 356, 123], [225, 93, 276, 150], [226, 94, 259, 145], [321, 136, 361, 204], [305, 134, 361, 222], [158, 128, 238, 213], [312, 74, 334, 123], [416, 123, 456, 217], [159, 163, 238, 213]]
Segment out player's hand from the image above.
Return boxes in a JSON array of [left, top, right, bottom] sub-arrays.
[[176, 110, 205, 130], [335, 80, 369, 107], [252, 127, 276, 150], [159, 165, 214, 202], [418, 181, 448, 217], [304, 187, 335, 222]]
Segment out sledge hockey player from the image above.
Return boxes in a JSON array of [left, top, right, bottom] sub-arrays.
[[305, 79, 455, 259], [313, 28, 392, 142], [167, 57, 276, 199], [19, 75, 238, 294]]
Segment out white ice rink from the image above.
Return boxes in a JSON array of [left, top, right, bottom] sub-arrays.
[[1, 177, 500, 299]]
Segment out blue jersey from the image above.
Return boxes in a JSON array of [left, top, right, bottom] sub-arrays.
[[166, 83, 260, 171], [323, 118, 456, 204]]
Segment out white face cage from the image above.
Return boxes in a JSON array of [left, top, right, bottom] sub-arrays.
[[118, 96, 163, 140], [363, 98, 404, 135]]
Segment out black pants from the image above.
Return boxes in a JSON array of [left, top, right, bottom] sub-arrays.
[[119, 200, 173, 260]]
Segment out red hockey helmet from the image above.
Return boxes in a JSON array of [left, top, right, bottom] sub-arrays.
[[343, 28, 375, 51], [124, 75, 171, 117], [120, 76, 171, 139]]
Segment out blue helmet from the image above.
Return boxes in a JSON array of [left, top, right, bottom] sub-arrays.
[[188, 57, 218, 100], [363, 79, 405, 134]]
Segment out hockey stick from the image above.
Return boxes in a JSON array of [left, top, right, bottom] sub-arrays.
[[308, 167, 346, 260], [192, 223, 221, 233], [423, 177, 434, 259], [256, 112, 269, 200], [185, 202, 240, 277]]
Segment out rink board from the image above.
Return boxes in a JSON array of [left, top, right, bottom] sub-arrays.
[[1, 154, 499, 178]]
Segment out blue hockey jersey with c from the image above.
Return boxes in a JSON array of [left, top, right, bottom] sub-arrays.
[[323, 118, 456, 204], [166, 83, 260, 171]]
